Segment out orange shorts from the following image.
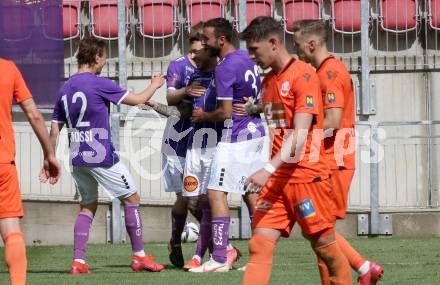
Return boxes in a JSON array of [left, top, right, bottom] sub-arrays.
[[0, 163, 24, 219], [330, 169, 355, 220], [252, 177, 336, 237]]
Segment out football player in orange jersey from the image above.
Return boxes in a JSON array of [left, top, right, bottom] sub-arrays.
[[239, 17, 351, 285], [292, 19, 383, 285]]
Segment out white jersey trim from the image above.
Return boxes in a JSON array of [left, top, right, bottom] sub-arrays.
[[117, 90, 130, 105]]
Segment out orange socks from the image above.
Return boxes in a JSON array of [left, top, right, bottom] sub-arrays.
[[335, 233, 366, 271], [4, 232, 27, 285], [314, 241, 351, 285], [243, 234, 276, 285]]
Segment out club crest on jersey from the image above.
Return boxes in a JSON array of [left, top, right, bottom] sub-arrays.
[[306, 96, 314, 107], [303, 73, 311, 82], [327, 93, 336, 103], [295, 199, 316, 219], [280, 81, 290, 97], [184, 176, 198, 192]]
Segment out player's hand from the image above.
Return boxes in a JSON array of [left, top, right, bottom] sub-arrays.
[[151, 74, 165, 89], [232, 97, 253, 116], [191, 107, 206, 123], [39, 154, 61, 185], [145, 99, 158, 108], [185, 84, 206, 97], [245, 168, 271, 193]]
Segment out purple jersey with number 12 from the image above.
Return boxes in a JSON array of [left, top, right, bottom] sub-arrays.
[[52, 72, 128, 167], [215, 50, 265, 143]]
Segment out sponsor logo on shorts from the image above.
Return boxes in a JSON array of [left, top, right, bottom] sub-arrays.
[[184, 176, 198, 192], [295, 198, 316, 219]]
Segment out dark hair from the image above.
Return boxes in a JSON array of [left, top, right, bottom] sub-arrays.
[[204, 17, 235, 43], [292, 20, 328, 43], [76, 37, 107, 66], [189, 21, 205, 43], [240, 16, 283, 43]]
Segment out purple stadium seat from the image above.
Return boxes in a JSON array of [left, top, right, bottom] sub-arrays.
[[428, 0, 440, 30], [62, 0, 82, 40], [331, 0, 362, 34], [282, 0, 322, 34], [233, 0, 274, 27], [137, 0, 179, 39], [379, 0, 418, 33], [185, 0, 228, 32], [89, 0, 131, 40]]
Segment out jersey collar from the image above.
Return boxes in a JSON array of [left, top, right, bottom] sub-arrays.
[[316, 55, 335, 72], [276, 56, 296, 76]]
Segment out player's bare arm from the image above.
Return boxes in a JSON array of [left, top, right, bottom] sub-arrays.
[[232, 97, 264, 116], [122, 75, 165, 106], [139, 100, 193, 118], [20, 98, 61, 185], [245, 113, 313, 192], [192, 100, 232, 123]]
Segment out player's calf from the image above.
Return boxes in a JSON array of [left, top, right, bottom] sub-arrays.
[[243, 233, 277, 285]]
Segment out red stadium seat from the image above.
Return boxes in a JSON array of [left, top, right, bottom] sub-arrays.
[[282, 0, 322, 34], [185, 0, 228, 32], [89, 0, 131, 40], [379, 0, 419, 33], [428, 0, 440, 30], [331, 0, 362, 34], [62, 0, 82, 40], [137, 0, 179, 39], [233, 0, 274, 28]]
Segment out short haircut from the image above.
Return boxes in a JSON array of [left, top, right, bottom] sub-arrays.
[[76, 37, 106, 66], [189, 21, 205, 43], [204, 17, 235, 43], [240, 16, 283, 43], [292, 20, 328, 43]]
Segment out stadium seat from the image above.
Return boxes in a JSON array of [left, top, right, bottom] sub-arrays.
[[137, 0, 179, 39], [379, 0, 418, 33], [61, 0, 82, 40], [89, 0, 131, 40], [233, 0, 274, 28], [185, 0, 228, 32], [282, 0, 322, 34], [331, 0, 362, 34], [428, 0, 440, 30]]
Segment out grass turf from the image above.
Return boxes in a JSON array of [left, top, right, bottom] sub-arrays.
[[0, 237, 439, 284]]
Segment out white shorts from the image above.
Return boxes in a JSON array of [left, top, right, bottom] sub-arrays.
[[208, 136, 269, 195], [72, 161, 137, 205], [183, 147, 216, 197], [162, 154, 186, 193]]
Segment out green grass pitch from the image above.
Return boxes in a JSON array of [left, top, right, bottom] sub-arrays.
[[1, 237, 439, 284]]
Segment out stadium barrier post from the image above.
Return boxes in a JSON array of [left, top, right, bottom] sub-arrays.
[[238, 0, 252, 240]]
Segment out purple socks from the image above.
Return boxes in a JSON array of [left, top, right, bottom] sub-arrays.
[[195, 200, 212, 259], [124, 204, 144, 253], [73, 211, 93, 261], [171, 208, 187, 245], [212, 216, 230, 263]]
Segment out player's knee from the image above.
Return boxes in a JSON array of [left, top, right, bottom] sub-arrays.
[[309, 228, 336, 251], [122, 192, 140, 205], [248, 234, 276, 265], [186, 196, 201, 213]]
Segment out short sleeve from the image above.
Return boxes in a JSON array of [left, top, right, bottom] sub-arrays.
[[215, 63, 235, 100], [12, 63, 32, 104], [293, 69, 320, 115], [52, 94, 66, 124], [320, 68, 345, 109], [97, 77, 129, 105], [166, 61, 184, 90]]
